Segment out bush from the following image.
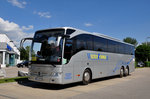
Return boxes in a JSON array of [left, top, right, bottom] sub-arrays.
[[6, 64, 10, 67], [135, 44, 150, 62], [145, 61, 150, 67]]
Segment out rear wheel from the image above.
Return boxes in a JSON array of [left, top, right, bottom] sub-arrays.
[[124, 67, 129, 76], [82, 69, 91, 85], [120, 67, 124, 78]]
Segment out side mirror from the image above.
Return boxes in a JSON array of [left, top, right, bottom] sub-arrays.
[[20, 37, 33, 61], [20, 38, 33, 48]]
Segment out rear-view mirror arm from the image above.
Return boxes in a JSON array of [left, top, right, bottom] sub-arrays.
[[20, 38, 33, 48]]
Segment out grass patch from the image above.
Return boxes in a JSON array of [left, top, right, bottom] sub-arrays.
[[136, 67, 146, 69], [135, 67, 144, 68], [0, 76, 28, 84]]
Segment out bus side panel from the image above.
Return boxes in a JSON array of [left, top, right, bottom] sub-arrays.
[[72, 52, 94, 82], [128, 55, 135, 73], [107, 53, 135, 76], [62, 51, 135, 84], [72, 51, 110, 81], [73, 60, 88, 82], [62, 62, 74, 84], [107, 53, 122, 76], [130, 61, 135, 73], [72, 51, 101, 82], [88, 52, 109, 79]]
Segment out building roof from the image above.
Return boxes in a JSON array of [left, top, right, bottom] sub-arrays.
[[0, 34, 20, 55]]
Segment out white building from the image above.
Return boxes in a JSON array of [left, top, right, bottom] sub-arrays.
[[0, 34, 20, 67]]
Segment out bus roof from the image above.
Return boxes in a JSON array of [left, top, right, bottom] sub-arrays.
[[35, 27, 134, 47], [65, 27, 134, 46]]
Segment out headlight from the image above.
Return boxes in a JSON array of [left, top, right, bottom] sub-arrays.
[[52, 72, 62, 77], [52, 73, 59, 77]]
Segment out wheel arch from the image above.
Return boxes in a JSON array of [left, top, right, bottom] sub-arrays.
[[121, 66, 125, 71]]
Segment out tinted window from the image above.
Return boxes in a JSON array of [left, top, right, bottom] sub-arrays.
[[107, 40, 119, 53], [75, 34, 94, 52], [93, 36, 107, 52], [118, 43, 134, 55], [64, 34, 91, 64], [118, 43, 124, 54], [76, 35, 87, 52], [64, 39, 73, 61], [66, 29, 76, 35], [64, 34, 94, 61], [64, 33, 134, 57], [129, 46, 134, 55], [125, 45, 129, 54], [64, 37, 77, 64], [85, 34, 93, 50]]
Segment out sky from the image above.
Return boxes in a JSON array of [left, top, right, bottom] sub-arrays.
[[0, 0, 150, 47]]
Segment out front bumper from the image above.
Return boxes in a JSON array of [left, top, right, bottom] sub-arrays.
[[28, 75, 63, 84]]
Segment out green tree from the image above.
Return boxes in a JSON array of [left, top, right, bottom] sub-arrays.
[[25, 46, 30, 60], [123, 37, 138, 47], [142, 42, 150, 46], [19, 46, 30, 60], [135, 44, 150, 63]]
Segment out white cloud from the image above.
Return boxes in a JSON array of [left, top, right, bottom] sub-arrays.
[[0, 17, 34, 46], [7, 0, 27, 8], [34, 11, 51, 18], [84, 23, 93, 27], [22, 25, 34, 31]]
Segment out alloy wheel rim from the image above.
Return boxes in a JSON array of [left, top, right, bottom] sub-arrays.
[[121, 68, 124, 75], [84, 72, 90, 82]]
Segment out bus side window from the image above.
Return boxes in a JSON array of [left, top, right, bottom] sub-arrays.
[[93, 36, 107, 52], [130, 46, 135, 55], [75, 35, 85, 52]]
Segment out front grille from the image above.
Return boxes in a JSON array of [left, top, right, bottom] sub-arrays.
[[31, 72, 49, 76], [30, 65, 54, 76]]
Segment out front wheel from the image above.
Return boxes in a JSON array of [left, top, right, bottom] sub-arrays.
[[82, 69, 91, 85]]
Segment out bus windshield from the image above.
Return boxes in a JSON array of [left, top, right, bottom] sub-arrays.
[[31, 29, 64, 64]]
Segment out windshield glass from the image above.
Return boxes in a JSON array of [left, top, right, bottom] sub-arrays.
[[31, 29, 64, 64]]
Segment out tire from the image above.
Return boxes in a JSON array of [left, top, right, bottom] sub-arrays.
[[82, 69, 91, 85], [124, 67, 129, 76], [120, 67, 124, 78]]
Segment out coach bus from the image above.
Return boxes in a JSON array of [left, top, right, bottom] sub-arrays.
[[21, 27, 135, 85]]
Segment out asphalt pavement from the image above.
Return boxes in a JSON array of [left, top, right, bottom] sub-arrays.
[[2, 66, 28, 78], [0, 68, 150, 99]]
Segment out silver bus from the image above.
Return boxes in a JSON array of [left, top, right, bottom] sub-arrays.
[[21, 27, 135, 85]]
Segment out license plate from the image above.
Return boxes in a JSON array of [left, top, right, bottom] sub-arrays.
[[35, 77, 43, 81]]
